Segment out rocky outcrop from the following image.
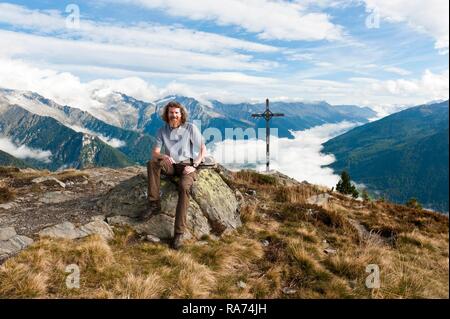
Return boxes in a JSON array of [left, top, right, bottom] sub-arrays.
[[97, 168, 241, 239], [0, 218, 113, 263], [0, 227, 34, 262], [0, 165, 241, 262], [96, 173, 148, 218], [191, 170, 241, 233], [38, 219, 113, 240], [32, 176, 66, 188]]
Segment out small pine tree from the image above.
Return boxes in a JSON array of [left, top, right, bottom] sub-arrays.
[[406, 198, 422, 209], [336, 171, 359, 198]]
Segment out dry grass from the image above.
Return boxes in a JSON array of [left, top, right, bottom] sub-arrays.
[[3, 169, 49, 188], [0, 169, 448, 299], [0, 263, 49, 297], [0, 166, 21, 178], [0, 166, 88, 190], [0, 185, 16, 204], [274, 185, 320, 204], [230, 170, 322, 205], [240, 203, 257, 223], [54, 170, 89, 183], [113, 273, 164, 299], [234, 170, 278, 186]]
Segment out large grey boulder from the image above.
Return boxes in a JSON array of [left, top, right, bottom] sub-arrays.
[[191, 170, 241, 233], [98, 168, 241, 239], [97, 174, 148, 218]]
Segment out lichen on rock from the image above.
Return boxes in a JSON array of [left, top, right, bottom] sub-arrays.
[[98, 167, 241, 239]]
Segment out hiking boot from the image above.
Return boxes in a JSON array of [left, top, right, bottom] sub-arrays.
[[138, 201, 161, 221], [171, 233, 184, 250]]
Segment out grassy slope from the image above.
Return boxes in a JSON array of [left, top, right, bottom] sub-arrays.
[[0, 150, 31, 169], [322, 101, 449, 212], [0, 170, 448, 298]]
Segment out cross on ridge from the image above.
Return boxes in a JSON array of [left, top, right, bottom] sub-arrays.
[[251, 98, 284, 172]]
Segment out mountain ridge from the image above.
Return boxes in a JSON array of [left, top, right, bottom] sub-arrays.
[[0, 103, 134, 170], [322, 100, 449, 212]]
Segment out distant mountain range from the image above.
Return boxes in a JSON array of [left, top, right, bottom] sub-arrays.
[[322, 100, 449, 212], [98, 94, 376, 139], [0, 103, 134, 170], [0, 87, 376, 170], [1, 87, 448, 213], [0, 88, 156, 166], [211, 99, 375, 138]]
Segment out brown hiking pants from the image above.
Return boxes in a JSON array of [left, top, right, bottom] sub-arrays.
[[147, 158, 197, 235]]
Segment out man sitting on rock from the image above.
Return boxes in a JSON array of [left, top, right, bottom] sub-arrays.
[[142, 101, 206, 250]]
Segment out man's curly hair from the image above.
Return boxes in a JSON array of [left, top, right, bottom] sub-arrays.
[[161, 101, 188, 124]]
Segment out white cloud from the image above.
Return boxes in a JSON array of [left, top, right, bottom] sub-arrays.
[[0, 2, 446, 113], [284, 52, 315, 62], [1, 57, 447, 122], [87, 78, 158, 104], [357, 69, 449, 99], [158, 82, 213, 107], [0, 30, 270, 75], [383, 66, 411, 76], [0, 136, 52, 163], [103, 137, 126, 148], [0, 3, 278, 86], [68, 126, 126, 148], [180, 72, 278, 85], [126, 0, 345, 41], [210, 121, 359, 188], [0, 57, 260, 121], [0, 57, 160, 126], [0, 3, 278, 54], [0, 57, 101, 116], [339, 69, 449, 116], [363, 0, 449, 53], [0, 3, 65, 32]]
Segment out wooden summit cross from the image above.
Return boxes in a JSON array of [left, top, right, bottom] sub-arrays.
[[251, 98, 284, 172]]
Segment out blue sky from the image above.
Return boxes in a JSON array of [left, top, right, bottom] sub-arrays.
[[0, 0, 448, 114]]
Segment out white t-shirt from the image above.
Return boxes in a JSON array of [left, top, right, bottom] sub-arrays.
[[155, 122, 204, 163]]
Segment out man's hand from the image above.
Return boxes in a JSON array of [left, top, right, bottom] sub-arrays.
[[183, 165, 196, 175], [152, 147, 174, 167], [162, 154, 175, 167], [193, 159, 201, 168]]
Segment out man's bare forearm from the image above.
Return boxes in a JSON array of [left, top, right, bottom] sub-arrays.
[[194, 144, 206, 164], [152, 148, 164, 160]]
